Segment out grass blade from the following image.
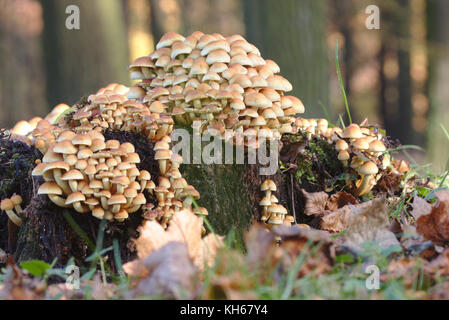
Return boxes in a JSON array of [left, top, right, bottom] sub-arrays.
[[336, 40, 352, 124]]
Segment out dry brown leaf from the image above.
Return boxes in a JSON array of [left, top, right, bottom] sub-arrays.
[[326, 192, 358, 211], [416, 199, 449, 247], [245, 223, 276, 269], [132, 242, 199, 299], [0, 261, 45, 300], [424, 249, 449, 278], [411, 196, 432, 220], [302, 189, 328, 216], [343, 197, 400, 251], [320, 205, 354, 232], [273, 225, 334, 277], [428, 281, 449, 300], [126, 209, 223, 272], [206, 272, 257, 300]]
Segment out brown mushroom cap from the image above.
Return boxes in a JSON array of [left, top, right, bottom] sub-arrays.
[[1, 198, 14, 211], [359, 161, 379, 175]]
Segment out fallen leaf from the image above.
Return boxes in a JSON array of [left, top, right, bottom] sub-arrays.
[[424, 249, 449, 278], [302, 189, 328, 216], [132, 242, 199, 299], [326, 192, 358, 211], [0, 260, 45, 300], [416, 199, 449, 247], [411, 196, 432, 220], [341, 197, 401, 252], [273, 225, 334, 277], [127, 209, 223, 272]]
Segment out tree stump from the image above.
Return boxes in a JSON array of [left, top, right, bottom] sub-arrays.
[[1, 127, 342, 268]]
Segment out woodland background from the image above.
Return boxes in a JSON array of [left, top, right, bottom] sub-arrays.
[[0, 0, 448, 172]]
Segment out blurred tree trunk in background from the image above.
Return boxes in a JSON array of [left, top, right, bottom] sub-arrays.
[[182, 0, 245, 36], [0, 0, 47, 128], [427, 0, 449, 172], [378, 1, 414, 145], [243, 0, 328, 118], [40, 0, 129, 107], [149, 0, 183, 40], [125, 0, 154, 62]]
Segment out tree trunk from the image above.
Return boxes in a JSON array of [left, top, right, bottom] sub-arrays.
[[40, 0, 130, 107], [427, 0, 449, 172], [243, 0, 328, 118], [0, 0, 48, 128]]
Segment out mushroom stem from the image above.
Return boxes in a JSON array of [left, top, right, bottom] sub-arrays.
[[353, 174, 375, 197], [102, 178, 110, 190], [127, 205, 140, 213], [68, 180, 78, 193], [73, 202, 89, 213], [54, 170, 72, 195], [49, 195, 69, 208], [111, 204, 120, 213], [4, 209, 22, 227], [158, 160, 167, 175]]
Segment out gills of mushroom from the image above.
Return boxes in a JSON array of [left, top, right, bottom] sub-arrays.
[[1, 198, 22, 227], [354, 161, 379, 197]]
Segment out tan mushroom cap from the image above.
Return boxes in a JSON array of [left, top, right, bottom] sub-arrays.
[[359, 161, 379, 175], [1, 198, 14, 211], [261, 179, 276, 192], [108, 194, 127, 205], [61, 169, 84, 180], [369, 140, 386, 153], [65, 192, 86, 205], [342, 124, 364, 139], [53, 140, 77, 154], [38, 182, 63, 195]]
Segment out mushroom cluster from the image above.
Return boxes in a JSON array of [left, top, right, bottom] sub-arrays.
[[142, 133, 204, 229], [293, 119, 389, 197], [0, 195, 23, 227], [128, 31, 305, 148], [259, 179, 293, 227], [60, 83, 174, 143], [32, 130, 154, 222], [11, 104, 71, 138]]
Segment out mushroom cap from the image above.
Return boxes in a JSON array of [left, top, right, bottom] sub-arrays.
[[338, 150, 350, 161], [10, 194, 22, 205], [155, 149, 172, 160], [65, 192, 86, 205], [259, 196, 271, 206], [1, 198, 14, 211], [108, 194, 127, 205], [72, 134, 92, 146], [260, 179, 276, 192], [359, 161, 379, 175], [124, 187, 138, 198], [38, 182, 63, 195], [335, 139, 349, 152], [44, 161, 70, 173], [342, 124, 363, 139], [352, 138, 370, 150], [53, 140, 77, 154], [62, 169, 84, 181], [369, 140, 386, 153], [133, 193, 146, 205]]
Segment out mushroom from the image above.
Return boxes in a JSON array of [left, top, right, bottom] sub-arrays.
[[353, 161, 379, 197], [66, 192, 89, 213], [1, 198, 22, 226], [10, 194, 23, 214], [38, 182, 69, 208], [260, 179, 276, 198]]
